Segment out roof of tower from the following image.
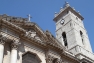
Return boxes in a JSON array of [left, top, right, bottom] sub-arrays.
[[53, 2, 84, 22]]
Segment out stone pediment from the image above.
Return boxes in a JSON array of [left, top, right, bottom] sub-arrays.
[[0, 14, 46, 41], [0, 14, 65, 51]]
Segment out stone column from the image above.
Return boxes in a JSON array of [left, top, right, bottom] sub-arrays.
[[0, 35, 5, 63], [10, 40, 19, 63]]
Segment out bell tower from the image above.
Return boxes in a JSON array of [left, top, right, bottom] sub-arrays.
[[53, 2, 94, 61]]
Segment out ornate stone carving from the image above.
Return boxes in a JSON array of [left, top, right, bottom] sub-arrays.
[[53, 58, 62, 63], [46, 55, 54, 63], [26, 31, 36, 38], [26, 31, 41, 41], [11, 40, 20, 49]]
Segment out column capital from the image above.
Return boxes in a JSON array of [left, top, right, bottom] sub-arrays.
[[11, 40, 20, 50], [0, 35, 6, 45]]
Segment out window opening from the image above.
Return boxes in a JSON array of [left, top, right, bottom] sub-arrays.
[[62, 32, 68, 47], [80, 31, 84, 45]]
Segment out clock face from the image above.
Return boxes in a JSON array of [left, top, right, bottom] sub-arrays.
[[60, 19, 64, 24]]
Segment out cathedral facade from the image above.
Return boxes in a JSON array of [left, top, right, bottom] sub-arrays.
[[0, 3, 94, 63]]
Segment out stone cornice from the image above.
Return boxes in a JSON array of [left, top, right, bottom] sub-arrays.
[[62, 51, 80, 62], [45, 30, 65, 50], [0, 31, 20, 46], [76, 53, 94, 62], [81, 58, 93, 63], [1, 19, 26, 34]]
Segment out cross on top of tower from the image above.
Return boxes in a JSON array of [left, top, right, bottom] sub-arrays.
[[27, 14, 32, 21]]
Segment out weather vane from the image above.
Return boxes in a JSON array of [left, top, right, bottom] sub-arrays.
[[27, 14, 32, 21]]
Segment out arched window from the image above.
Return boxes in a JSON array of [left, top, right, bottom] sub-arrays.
[[62, 32, 68, 47], [22, 52, 41, 63], [80, 31, 84, 45]]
